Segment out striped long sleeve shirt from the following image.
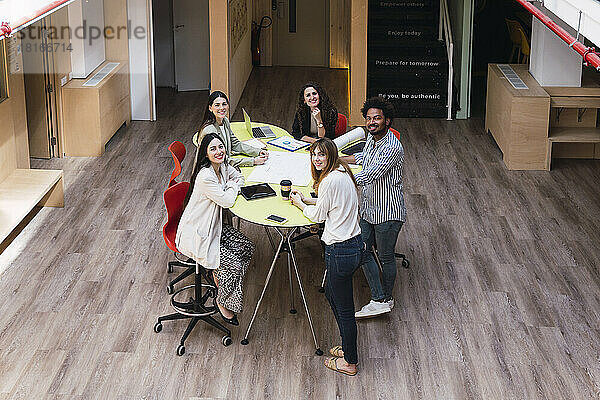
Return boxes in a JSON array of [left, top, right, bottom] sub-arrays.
[[354, 129, 406, 224]]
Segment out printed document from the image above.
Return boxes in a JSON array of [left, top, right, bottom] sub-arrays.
[[247, 151, 312, 187]]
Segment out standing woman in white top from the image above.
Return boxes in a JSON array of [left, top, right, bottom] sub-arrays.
[[197, 91, 269, 168], [176, 133, 255, 326], [290, 138, 362, 376]]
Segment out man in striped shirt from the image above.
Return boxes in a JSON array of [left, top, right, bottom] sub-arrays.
[[343, 97, 406, 318]]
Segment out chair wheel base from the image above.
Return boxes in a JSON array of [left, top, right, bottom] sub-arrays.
[[241, 338, 249, 345], [315, 348, 323, 356], [289, 309, 297, 314]]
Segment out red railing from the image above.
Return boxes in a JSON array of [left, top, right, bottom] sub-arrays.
[[514, 0, 600, 71], [0, 0, 75, 40]]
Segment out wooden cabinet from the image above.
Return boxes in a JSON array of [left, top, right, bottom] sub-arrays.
[[545, 86, 600, 170], [485, 64, 550, 170], [62, 61, 131, 156], [486, 64, 600, 171]]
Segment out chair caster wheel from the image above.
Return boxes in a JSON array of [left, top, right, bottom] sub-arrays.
[[167, 264, 173, 273], [222, 336, 232, 346], [153, 322, 162, 333], [318, 287, 325, 293], [176, 344, 185, 356], [315, 348, 323, 356], [402, 259, 410, 268], [289, 309, 297, 314], [241, 339, 249, 345], [166, 285, 174, 294]]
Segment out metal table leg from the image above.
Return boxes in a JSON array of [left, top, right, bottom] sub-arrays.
[[286, 229, 322, 355], [241, 226, 322, 355], [240, 233, 285, 346], [287, 252, 296, 314]]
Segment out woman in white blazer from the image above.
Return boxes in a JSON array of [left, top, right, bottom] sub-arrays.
[[176, 133, 255, 326], [197, 91, 269, 168], [290, 138, 362, 376]]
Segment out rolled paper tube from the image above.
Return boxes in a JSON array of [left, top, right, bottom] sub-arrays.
[[333, 127, 366, 150]]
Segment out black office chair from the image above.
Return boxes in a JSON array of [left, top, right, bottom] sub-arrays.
[[154, 182, 232, 355]]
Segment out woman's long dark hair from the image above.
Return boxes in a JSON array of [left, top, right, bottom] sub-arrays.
[[183, 133, 226, 210], [199, 91, 229, 132], [309, 138, 358, 195], [294, 83, 337, 134]]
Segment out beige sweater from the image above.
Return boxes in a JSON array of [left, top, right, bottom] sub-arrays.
[[175, 163, 244, 269], [199, 117, 260, 168]]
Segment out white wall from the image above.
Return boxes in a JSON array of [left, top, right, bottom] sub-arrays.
[[448, 0, 474, 119], [68, 0, 106, 78], [127, 0, 156, 120], [530, 10, 583, 87], [543, 0, 600, 48]]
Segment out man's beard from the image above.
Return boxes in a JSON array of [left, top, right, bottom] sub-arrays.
[[368, 125, 386, 135]]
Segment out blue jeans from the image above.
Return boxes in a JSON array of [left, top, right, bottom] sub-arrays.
[[324, 235, 362, 365], [359, 219, 404, 302]]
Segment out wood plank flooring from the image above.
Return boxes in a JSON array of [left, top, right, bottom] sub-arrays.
[[1, 66, 600, 399]]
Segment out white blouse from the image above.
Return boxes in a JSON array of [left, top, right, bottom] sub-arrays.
[[303, 167, 361, 245]]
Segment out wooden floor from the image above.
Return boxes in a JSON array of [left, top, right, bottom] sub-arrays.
[[2, 66, 600, 399]]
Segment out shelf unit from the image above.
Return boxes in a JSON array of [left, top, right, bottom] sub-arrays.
[[545, 85, 600, 170]]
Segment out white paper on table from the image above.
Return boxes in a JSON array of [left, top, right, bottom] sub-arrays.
[[242, 138, 267, 149], [333, 127, 366, 150], [247, 152, 312, 187]]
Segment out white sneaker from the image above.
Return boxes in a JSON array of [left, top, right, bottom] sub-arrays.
[[355, 300, 391, 318], [386, 298, 394, 310]]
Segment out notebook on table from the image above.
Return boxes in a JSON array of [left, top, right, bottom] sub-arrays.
[[240, 183, 276, 200], [243, 108, 276, 138], [341, 140, 366, 155]]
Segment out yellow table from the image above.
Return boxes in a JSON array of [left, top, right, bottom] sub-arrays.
[[204, 121, 322, 354]]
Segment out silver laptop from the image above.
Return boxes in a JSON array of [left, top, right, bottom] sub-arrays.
[[242, 108, 276, 138]]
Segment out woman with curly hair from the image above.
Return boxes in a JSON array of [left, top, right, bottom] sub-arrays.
[[291, 83, 338, 143]]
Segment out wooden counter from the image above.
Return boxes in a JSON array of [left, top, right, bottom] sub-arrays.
[[486, 64, 600, 171], [0, 169, 63, 250], [485, 64, 550, 170], [62, 61, 131, 156]]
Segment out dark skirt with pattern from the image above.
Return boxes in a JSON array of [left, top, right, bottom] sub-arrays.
[[216, 224, 254, 313]]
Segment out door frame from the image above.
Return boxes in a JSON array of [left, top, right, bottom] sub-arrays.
[[22, 17, 59, 159]]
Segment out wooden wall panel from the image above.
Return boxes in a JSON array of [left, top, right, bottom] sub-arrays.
[[9, 38, 29, 169], [104, 0, 130, 61], [210, 0, 229, 95], [350, 0, 367, 126], [49, 8, 72, 158], [329, 0, 350, 68], [252, 0, 273, 66], [0, 37, 29, 182]]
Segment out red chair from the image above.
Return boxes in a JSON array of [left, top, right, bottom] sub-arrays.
[[154, 181, 232, 355], [334, 113, 348, 137], [165, 141, 195, 283], [168, 141, 186, 187], [390, 127, 401, 141]]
